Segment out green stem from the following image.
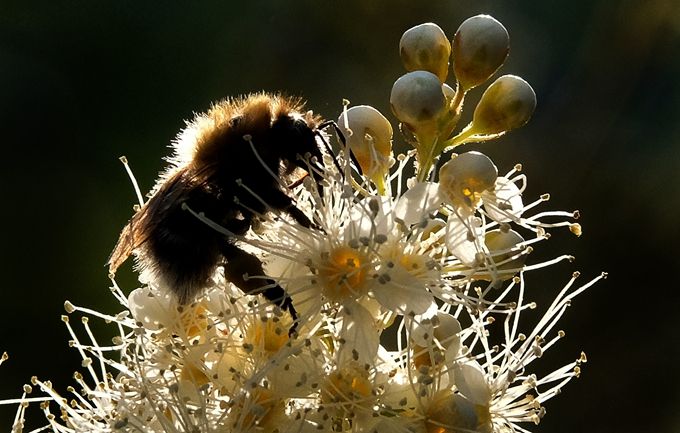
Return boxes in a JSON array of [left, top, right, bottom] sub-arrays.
[[415, 135, 441, 182], [434, 124, 476, 156], [415, 87, 468, 182]]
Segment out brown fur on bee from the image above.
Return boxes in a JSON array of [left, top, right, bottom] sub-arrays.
[[109, 93, 326, 325]]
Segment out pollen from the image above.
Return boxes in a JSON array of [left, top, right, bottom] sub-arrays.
[[317, 246, 370, 301], [399, 252, 431, 276]]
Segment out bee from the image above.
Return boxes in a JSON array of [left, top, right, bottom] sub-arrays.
[[109, 93, 330, 329]]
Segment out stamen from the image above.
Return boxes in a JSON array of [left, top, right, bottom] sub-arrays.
[[119, 156, 145, 207]]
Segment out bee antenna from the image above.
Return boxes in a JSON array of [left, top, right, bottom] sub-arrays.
[[318, 120, 363, 177], [318, 120, 346, 146]]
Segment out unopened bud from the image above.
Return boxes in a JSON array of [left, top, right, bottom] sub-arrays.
[[390, 71, 446, 128], [338, 105, 393, 181], [400, 23, 451, 82], [452, 15, 510, 90], [472, 75, 536, 135], [485, 229, 527, 277], [439, 151, 498, 209]]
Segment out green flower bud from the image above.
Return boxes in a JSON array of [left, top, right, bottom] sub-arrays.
[[337, 105, 393, 193], [390, 71, 446, 128], [472, 75, 536, 135], [452, 15, 509, 90], [439, 151, 498, 209], [399, 23, 451, 82]]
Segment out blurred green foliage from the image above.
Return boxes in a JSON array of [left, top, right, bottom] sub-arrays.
[[1, 0, 678, 430]]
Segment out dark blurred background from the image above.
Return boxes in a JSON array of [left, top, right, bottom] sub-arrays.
[[1, 0, 678, 431]]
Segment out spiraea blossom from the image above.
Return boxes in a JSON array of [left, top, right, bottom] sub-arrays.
[[2, 15, 604, 433]]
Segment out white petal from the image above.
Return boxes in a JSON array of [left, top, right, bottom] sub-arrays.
[[433, 313, 462, 361], [484, 176, 524, 222], [338, 302, 380, 365], [372, 262, 434, 315], [347, 195, 395, 240], [394, 182, 442, 226], [454, 361, 492, 405], [265, 254, 323, 319], [268, 350, 324, 398], [203, 287, 237, 316], [128, 286, 177, 331], [208, 350, 242, 391], [410, 321, 434, 348], [445, 214, 485, 266]]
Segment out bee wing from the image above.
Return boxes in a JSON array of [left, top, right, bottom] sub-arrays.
[[107, 167, 210, 276], [107, 206, 153, 275]]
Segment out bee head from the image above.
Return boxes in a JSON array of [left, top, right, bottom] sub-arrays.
[[273, 115, 325, 188]]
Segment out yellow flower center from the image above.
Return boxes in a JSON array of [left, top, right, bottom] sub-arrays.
[[399, 252, 432, 278], [322, 365, 374, 409], [444, 175, 488, 208], [248, 318, 290, 354], [318, 246, 369, 301], [180, 305, 208, 338], [180, 360, 210, 386], [233, 389, 284, 431]]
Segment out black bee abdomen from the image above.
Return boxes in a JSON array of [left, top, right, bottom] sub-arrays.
[[144, 175, 226, 303], [149, 223, 222, 304]]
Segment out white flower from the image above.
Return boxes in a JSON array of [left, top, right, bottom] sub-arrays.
[[260, 165, 449, 356], [2, 16, 600, 433]]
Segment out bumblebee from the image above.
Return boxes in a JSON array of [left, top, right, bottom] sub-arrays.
[[109, 93, 328, 327]]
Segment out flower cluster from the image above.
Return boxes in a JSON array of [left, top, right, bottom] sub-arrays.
[[2, 16, 603, 433]]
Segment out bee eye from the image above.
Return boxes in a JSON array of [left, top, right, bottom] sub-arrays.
[[293, 118, 311, 132]]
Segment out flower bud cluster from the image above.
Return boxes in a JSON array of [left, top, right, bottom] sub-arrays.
[[390, 17, 537, 181]]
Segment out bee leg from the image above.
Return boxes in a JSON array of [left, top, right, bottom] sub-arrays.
[[287, 204, 325, 233], [285, 204, 314, 229], [262, 188, 319, 231], [220, 243, 298, 335]]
